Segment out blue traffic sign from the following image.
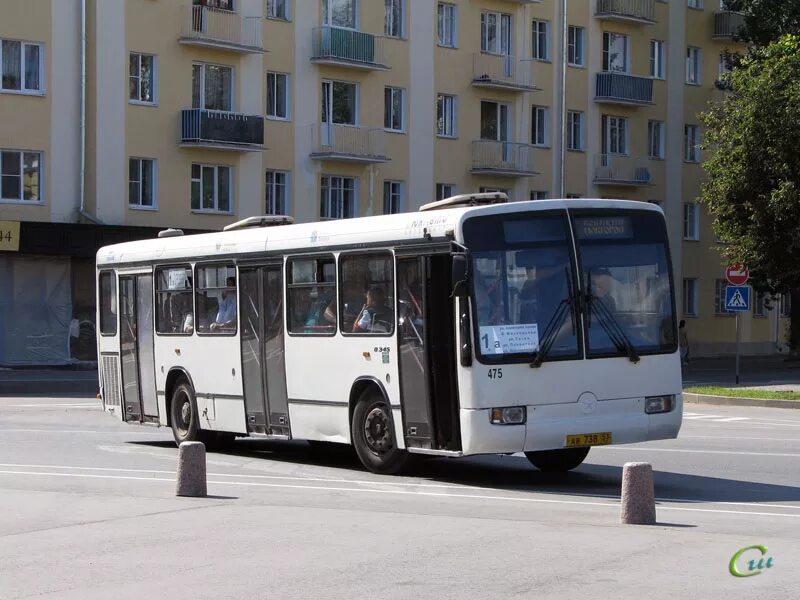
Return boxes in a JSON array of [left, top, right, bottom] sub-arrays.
[[725, 285, 750, 312]]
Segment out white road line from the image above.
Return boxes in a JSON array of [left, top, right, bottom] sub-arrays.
[[715, 417, 750, 422], [0, 429, 155, 435], [2, 403, 98, 408], [683, 415, 725, 420], [681, 435, 800, 442], [598, 447, 800, 458]]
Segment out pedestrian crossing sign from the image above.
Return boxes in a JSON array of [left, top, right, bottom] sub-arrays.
[[725, 285, 750, 312]]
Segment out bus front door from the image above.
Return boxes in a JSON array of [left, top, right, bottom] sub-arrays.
[[240, 265, 290, 437]]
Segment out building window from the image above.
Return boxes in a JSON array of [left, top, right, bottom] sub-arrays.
[[719, 52, 732, 78], [686, 47, 701, 84], [565, 194, 582, 199], [685, 124, 700, 162], [1, 150, 41, 202], [567, 26, 584, 67], [266, 0, 290, 20], [531, 105, 548, 146], [753, 291, 767, 317], [99, 272, 117, 336], [530, 191, 548, 200], [340, 253, 394, 335], [683, 203, 700, 240], [266, 170, 289, 215], [1, 39, 43, 93], [383, 180, 403, 214], [715, 279, 731, 315], [603, 32, 629, 73], [267, 72, 289, 119], [650, 40, 665, 79], [322, 80, 357, 125], [321, 175, 357, 219], [437, 3, 457, 48], [481, 101, 511, 143], [323, 0, 356, 28], [191, 164, 232, 212], [196, 265, 238, 334], [688, 0, 703, 8], [601, 115, 628, 155], [567, 111, 583, 151], [436, 183, 455, 200], [532, 20, 549, 61], [385, 0, 403, 37], [480, 186, 510, 202], [648, 120, 665, 159], [780, 293, 792, 318], [192, 63, 233, 111], [683, 279, 698, 316], [436, 93, 456, 137], [129, 158, 156, 208], [129, 53, 156, 103], [384, 86, 405, 132], [481, 12, 512, 55], [287, 256, 336, 335], [155, 266, 193, 335]]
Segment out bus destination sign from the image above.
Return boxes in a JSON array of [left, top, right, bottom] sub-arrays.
[[575, 217, 632, 240]]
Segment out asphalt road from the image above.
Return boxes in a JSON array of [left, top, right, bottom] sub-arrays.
[[0, 396, 798, 599]]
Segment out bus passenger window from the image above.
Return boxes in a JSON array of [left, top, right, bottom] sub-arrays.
[[339, 253, 394, 335], [287, 256, 336, 335], [155, 266, 194, 335], [195, 265, 237, 334], [99, 272, 117, 336]]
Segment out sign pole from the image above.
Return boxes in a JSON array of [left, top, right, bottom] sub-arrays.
[[735, 313, 740, 385]]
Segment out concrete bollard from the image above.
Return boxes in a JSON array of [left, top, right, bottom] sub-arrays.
[[176, 441, 207, 498], [620, 462, 656, 525]]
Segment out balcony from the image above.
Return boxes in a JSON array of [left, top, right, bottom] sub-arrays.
[[472, 54, 539, 93], [595, 0, 656, 24], [180, 109, 264, 151], [179, 5, 263, 53], [311, 26, 388, 71], [470, 141, 537, 178], [713, 11, 745, 39], [594, 155, 652, 187], [595, 72, 653, 106], [310, 123, 388, 163]]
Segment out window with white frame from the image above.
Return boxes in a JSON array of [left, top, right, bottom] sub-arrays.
[[266, 0, 290, 20], [192, 63, 233, 111], [323, 0, 356, 28], [383, 180, 404, 214], [715, 279, 731, 315], [650, 40, 665, 79], [753, 291, 767, 317], [322, 80, 357, 125], [532, 20, 550, 61], [1, 150, 42, 202], [530, 190, 548, 200], [685, 124, 700, 162], [688, 0, 703, 8], [437, 3, 457, 48], [1, 39, 43, 93], [384, 86, 405, 132], [648, 120, 665, 159], [129, 158, 155, 208], [683, 279, 698, 316], [481, 101, 511, 143], [780, 293, 792, 317], [191, 164, 232, 212], [481, 11, 512, 55], [436, 93, 456, 137], [385, 0, 403, 38], [267, 72, 289, 119], [266, 170, 289, 215], [601, 115, 628, 155], [321, 175, 357, 219], [686, 47, 701, 84], [531, 105, 548, 146], [567, 110, 583, 151], [129, 53, 156, 103], [567, 26, 584, 67], [683, 203, 700, 240], [436, 183, 455, 200], [603, 32, 629, 72]]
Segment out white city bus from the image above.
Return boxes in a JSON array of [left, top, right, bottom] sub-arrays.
[[96, 195, 682, 474]]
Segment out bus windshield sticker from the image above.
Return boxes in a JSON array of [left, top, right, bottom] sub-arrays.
[[479, 324, 539, 355], [574, 216, 633, 240]]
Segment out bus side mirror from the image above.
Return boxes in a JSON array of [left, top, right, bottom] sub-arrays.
[[452, 253, 469, 298]]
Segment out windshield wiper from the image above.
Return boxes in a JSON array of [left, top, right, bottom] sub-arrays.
[[586, 293, 640, 363], [530, 268, 577, 369]]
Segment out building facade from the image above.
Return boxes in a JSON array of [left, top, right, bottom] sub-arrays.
[[0, 0, 789, 365]]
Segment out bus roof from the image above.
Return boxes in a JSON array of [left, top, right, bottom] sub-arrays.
[[96, 198, 662, 268]]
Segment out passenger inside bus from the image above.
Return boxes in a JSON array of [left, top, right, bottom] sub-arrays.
[[210, 276, 237, 331], [352, 285, 392, 333]]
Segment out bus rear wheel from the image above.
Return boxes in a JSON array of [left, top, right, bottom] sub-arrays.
[[524, 447, 590, 472], [170, 380, 200, 446], [351, 391, 408, 475]]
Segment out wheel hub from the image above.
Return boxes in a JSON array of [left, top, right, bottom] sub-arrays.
[[364, 406, 392, 455]]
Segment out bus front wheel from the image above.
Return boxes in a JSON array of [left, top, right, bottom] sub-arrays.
[[351, 391, 408, 475], [524, 447, 590, 472], [170, 380, 200, 446]]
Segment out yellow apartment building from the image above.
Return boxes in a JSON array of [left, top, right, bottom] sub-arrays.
[[0, 0, 790, 364]]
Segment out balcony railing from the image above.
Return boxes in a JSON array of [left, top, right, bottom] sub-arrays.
[[595, 0, 656, 24], [594, 155, 652, 186], [595, 72, 653, 105], [311, 26, 388, 70], [179, 5, 263, 53], [180, 109, 264, 151], [310, 123, 388, 163], [713, 11, 745, 38], [472, 54, 538, 92], [471, 141, 537, 177]]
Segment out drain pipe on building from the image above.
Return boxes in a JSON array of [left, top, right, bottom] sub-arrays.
[[79, 0, 102, 225]]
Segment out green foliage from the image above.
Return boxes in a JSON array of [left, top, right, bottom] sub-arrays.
[[685, 386, 800, 400], [725, 0, 800, 46]]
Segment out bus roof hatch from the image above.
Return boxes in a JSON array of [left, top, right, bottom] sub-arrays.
[[419, 192, 508, 212], [223, 215, 295, 232]]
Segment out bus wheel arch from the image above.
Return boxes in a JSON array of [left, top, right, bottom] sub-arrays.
[[349, 378, 408, 475], [164, 367, 194, 429]]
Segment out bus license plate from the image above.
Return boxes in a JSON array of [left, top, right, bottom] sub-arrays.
[[565, 432, 612, 447]]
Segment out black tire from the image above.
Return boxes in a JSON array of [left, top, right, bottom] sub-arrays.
[[170, 380, 201, 446], [351, 390, 408, 475], [525, 447, 590, 472]]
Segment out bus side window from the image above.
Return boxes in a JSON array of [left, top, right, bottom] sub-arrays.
[[98, 271, 117, 336], [195, 264, 237, 334], [155, 266, 194, 335], [339, 252, 394, 335], [287, 256, 336, 335]]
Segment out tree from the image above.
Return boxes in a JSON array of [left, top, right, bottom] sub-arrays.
[[700, 35, 800, 352], [726, 0, 800, 47]]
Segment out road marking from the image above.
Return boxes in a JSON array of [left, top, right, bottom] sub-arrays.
[[2, 403, 98, 408], [599, 447, 800, 458], [681, 435, 800, 442], [0, 428, 155, 435], [715, 417, 750, 422]]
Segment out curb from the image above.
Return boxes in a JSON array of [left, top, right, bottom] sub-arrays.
[[683, 392, 800, 410]]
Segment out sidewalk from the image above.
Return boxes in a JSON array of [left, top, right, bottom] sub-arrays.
[[0, 367, 99, 396], [682, 355, 800, 389]]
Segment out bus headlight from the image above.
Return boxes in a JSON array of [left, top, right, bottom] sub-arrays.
[[645, 395, 674, 414], [491, 406, 527, 425]]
